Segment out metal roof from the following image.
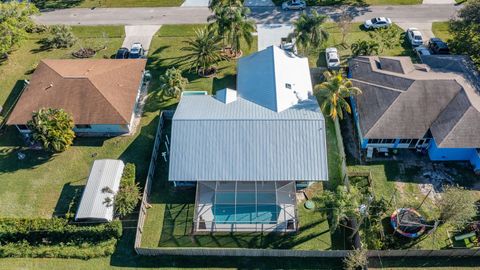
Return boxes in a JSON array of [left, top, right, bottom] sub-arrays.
[[169, 95, 328, 182], [75, 159, 125, 222]]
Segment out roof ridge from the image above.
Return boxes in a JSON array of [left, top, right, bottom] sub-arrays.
[[271, 46, 279, 112], [434, 90, 471, 147], [83, 78, 130, 123], [363, 86, 403, 138], [350, 79, 404, 93]]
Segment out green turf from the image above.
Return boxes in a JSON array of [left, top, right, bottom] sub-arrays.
[[432, 21, 453, 41], [273, 0, 422, 6]]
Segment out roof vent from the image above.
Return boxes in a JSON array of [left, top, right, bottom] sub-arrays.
[[44, 83, 53, 90]]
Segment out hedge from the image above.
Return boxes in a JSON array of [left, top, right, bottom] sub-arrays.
[[121, 163, 136, 186], [0, 218, 122, 245], [0, 239, 117, 260]]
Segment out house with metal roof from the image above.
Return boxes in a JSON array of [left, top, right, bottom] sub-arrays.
[[349, 55, 480, 172], [168, 46, 329, 232], [75, 159, 125, 222], [7, 59, 147, 136]]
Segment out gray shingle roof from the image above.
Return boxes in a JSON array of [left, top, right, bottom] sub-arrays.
[[350, 56, 480, 148], [169, 95, 328, 182]]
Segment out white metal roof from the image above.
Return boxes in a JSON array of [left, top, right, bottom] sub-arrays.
[[75, 159, 125, 222], [237, 45, 313, 113]]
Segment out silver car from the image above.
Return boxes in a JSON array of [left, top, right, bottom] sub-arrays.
[[364, 17, 392, 29], [282, 0, 306, 11], [325, 47, 340, 69]]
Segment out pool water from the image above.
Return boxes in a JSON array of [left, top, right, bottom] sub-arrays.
[[213, 204, 280, 224]]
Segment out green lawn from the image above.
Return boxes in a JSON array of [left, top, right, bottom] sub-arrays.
[[310, 23, 415, 68], [32, 0, 184, 9], [432, 22, 453, 41], [273, 0, 422, 6]]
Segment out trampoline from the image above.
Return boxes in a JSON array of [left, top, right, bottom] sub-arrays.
[[390, 208, 426, 238]]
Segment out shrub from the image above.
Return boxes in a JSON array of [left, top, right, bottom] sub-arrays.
[[159, 67, 188, 99], [0, 218, 122, 245], [27, 108, 75, 152], [42, 25, 77, 49], [115, 183, 141, 218]]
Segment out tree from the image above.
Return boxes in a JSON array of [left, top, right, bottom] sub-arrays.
[[437, 185, 477, 228], [115, 183, 141, 218], [343, 249, 368, 270], [291, 10, 329, 55], [320, 185, 361, 232], [208, 5, 255, 56], [208, 0, 242, 12], [350, 39, 380, 56], [27, 108, 75, 152], [368, 26, 401, 52], [159, 67, 188, 99], [449, 0, 480, 67], [181, 27, 226, 76], [42, 25, 77, 49], [314, 70, 362, 120], [336, 9, 353, 47], [0, 2, 39, 58]]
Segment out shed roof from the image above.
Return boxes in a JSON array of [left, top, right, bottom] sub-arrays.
[[350, 56, 480, 148], [7, 59, 146, 125], [75, 159, 125, 222]]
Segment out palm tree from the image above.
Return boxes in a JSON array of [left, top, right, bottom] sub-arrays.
[[291, 10, 329, 55], [180, 27, 226, 76], [208, 5, 255, 56], [350, 39, 380, 56], [159, 67, 188, 99], [321, 185, 361, 233], [314, 70, 362, 120], [208, 0, 242, 12], [27, 108, 75, 152]]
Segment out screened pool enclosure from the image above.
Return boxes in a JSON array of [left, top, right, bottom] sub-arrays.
[[194, 181, 297, 232]]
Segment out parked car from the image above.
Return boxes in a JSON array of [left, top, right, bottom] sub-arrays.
[[129, 43, 145, 59], [428, 38, 450, 55], [325, 47, 340, 69], [280, 37, 298, 55], [115, 47, 129, 59], [281, 0, 306, 11], [364, 17, 392, 29], [406, 28, 424, 47], [414, 45, 431, 59]]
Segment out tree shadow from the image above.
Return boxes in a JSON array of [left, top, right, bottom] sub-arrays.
[[212, 74, 236, 94], [73, 137, 109, 147], [31, 0, 84, 10], [52, 181, 85, 219], [1, 80, 28, 119]]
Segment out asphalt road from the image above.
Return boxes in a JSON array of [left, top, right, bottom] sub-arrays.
[[34, 5, 459, 25]]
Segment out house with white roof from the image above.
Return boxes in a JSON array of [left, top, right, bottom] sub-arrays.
[[168, 46, 329, 233]]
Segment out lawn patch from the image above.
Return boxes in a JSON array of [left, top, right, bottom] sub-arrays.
[[432, 21, 453, 41]]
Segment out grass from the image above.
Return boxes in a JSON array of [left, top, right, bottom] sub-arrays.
[[32, 0, 184, 9], [273, 0, 422, 6], [432, 21, 453, 41], [310, 23, 416, 68]]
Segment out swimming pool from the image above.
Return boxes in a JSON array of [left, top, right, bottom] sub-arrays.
[[213, 204, 280, 224]]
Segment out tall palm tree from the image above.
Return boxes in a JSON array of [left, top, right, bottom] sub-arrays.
[[180, 27, 226, 76], [321, 185, 361, 233], [314, 70, 362, 120], [208, 5, 255, 56], [291, 10, 329, 55], [208, 0, 242, 12]]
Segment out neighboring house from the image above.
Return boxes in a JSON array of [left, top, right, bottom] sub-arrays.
[[75, 159, 125, 222], [168, 46, 329, 232], [349, 55, 480, 172], [7, 59, 147, 136]]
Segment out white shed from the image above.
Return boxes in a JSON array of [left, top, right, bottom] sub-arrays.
[[75, 159, 125, 222]]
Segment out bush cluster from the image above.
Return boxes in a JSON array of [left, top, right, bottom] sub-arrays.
[[121, 163, 136, 186], [0, 218, 122, 259]]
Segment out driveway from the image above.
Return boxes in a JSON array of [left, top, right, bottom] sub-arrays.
[[181, 0, 210, 7], [121, 25, 162, 52], [33, 5, 459, 25], [396, 23, 435, 43], [244, 0, 275, 7], [257, 24, 294, 51]]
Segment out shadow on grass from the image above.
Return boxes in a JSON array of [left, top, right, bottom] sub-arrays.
[[53, 181, 84, 218], [31, 0, 84, 10]]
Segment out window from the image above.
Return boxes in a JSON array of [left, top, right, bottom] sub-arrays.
[[285, 83, 292, 89], [17, 125, 29, 131], [399, 139, 412, 144], [381, 139, 395, 144], [368, 139, 381, 144], [75, 124, 91, 129]]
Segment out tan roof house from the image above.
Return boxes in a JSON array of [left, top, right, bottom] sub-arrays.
[[7, 59, 147, 136]]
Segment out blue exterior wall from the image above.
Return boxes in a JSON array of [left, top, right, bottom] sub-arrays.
[[428, 139, 480, 170]]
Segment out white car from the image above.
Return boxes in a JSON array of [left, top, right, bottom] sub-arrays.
[[406, 28, 424, 47], [280, 37, 298, 55], [414, 45, 431, 59], [325, 47, 340, 69], [364, 17, 392, 29], [282, 0, 306, 11]]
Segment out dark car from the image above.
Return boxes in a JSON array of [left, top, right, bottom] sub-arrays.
[[428, 38, 450, 55], [115, 47, 129, 59]]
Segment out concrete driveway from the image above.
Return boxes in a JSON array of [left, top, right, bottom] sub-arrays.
[[181, 0, 210, 7], [121, 25, 162, 52], [257, 24, 294, 51], [396, 22, 435, 43], [244, 0, 275, 7]]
